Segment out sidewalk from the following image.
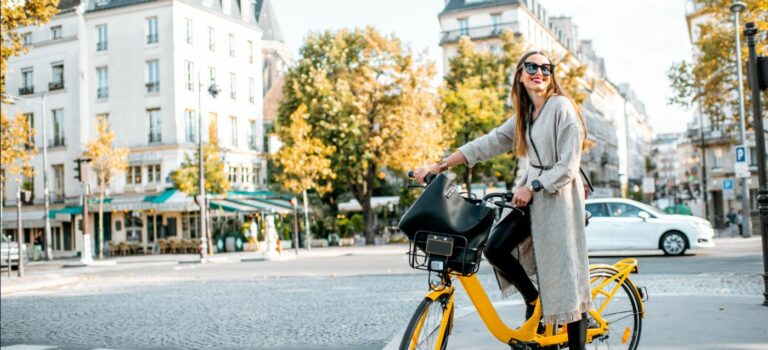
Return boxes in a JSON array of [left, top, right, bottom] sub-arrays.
[[384, 294, 768, 349]]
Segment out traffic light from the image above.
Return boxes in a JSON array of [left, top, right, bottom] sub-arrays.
[[73, 159, 82, 182]]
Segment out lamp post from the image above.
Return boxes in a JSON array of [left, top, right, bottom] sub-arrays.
[[730, 0, 752, 237], [197, 73, 220, 261], [744, 21, 768, 306]]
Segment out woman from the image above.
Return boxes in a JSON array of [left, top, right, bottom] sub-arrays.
[[413, 51, 590, 349]]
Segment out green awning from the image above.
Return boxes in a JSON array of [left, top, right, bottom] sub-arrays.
[[228, 198, 293, 214], [49, 206, 83, 218], [144, 189, 177, 204], [208, 199, 258, 213]]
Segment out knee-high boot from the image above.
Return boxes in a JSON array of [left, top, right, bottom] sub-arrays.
[[566, 313, 587, 350]]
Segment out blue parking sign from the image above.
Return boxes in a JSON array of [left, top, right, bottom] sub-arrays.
[[735, 145, 747, 163], [723, 178, 734, 190]]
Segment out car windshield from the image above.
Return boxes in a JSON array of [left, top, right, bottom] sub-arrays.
[[631, 202, 667, 216]]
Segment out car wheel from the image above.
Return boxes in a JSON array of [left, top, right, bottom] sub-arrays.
[[660, 231, 687, 256]]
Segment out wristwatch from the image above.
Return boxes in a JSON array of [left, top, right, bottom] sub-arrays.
[[524, 183, 534, 193], [531, 179, 543, 192], [437, 159, 449, 172]]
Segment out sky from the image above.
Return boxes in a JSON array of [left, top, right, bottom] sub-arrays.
[[269, 0, 696, 135]]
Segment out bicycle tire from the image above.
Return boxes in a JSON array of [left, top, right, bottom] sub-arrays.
[[400, 295, 454, 350], [586, 267, 643, 350]]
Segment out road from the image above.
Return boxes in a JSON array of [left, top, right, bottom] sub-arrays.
[[0, 237, 765, 349]]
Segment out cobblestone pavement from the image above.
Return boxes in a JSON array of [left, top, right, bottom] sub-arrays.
[[1, 267, 763, 350]]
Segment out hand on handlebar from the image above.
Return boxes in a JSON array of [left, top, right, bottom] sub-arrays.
[[412, 164, 442, 184], [512, 186, 532, 207]]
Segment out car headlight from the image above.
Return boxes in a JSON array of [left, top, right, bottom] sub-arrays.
[[689, 221, 709, 229]]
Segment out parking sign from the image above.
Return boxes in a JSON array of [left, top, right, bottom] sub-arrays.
[[735, 144, 750, 178], [723, 178, 734, 190]]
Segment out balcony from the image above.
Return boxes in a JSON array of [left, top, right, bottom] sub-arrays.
[[50, 137, 65, 147], [147, 34, 158, 44], [687, 128, 739, 146], [440, 22, 520, 45], [49, 81, 64, 91], [19, 86, 34, 95], [148, 133, 162, 144], [145, 82, 159, 93], [97, 87, 109, 98], [97, 41, 107, 51]]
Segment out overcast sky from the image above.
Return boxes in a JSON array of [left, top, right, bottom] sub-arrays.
[[270, 0, 695, 135]]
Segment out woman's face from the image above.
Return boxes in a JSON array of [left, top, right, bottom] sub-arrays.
[[520, 54, 553, 94]]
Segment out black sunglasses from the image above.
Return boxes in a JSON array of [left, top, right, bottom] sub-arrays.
[[521, 62, 553, 76]]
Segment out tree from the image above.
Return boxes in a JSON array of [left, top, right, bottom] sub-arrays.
[[1, 0, 60, 95], [170, 120, 230, 253], [668, 0, 768, 131], [277, 27, 447, 244], [85, 116, 128, 259], [1, 111, 36, 205], [441, 30, 526, 191]]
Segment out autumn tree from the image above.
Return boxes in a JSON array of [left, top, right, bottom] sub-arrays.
[[171, 120, 230, 253], [441, 30, 525, 191], [85, 116, 128, 259], [277, 27, 447, 244], [1, 0, 60, 95], [0, 111, 37, 207], [668, 0, 768, 131]]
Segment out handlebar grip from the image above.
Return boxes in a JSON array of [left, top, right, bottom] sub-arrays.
[[407, 171, 415, 178], [406, 171, 437, 184]]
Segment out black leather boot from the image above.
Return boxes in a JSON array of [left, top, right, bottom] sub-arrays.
[[566, 313, 587, 350]]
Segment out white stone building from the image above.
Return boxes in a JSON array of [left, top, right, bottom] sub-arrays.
[[1, 0, 282, 257]]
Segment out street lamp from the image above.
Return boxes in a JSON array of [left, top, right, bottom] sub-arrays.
[[197, 73, 220, 261], [730, 0, 753, 237], [2, 93, 53, 260]]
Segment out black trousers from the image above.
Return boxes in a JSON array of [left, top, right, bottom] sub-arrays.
[[483, 207, 538, 304]]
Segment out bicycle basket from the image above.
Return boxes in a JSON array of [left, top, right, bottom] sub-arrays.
[[408, 230, 489, 276]]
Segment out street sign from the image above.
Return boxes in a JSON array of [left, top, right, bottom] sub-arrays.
[[723, 178, 735, 200], [735, 144, 750, 178], [642, 177, 655, 194]]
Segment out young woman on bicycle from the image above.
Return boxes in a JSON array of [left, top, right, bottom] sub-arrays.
[[413, 50, 591, 350]]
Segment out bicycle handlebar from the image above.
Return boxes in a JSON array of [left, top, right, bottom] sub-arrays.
[[407, 171, 525, 215]]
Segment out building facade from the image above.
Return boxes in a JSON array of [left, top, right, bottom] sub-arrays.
[[2, 0, 280, 257], [437, 0, 653, 196]]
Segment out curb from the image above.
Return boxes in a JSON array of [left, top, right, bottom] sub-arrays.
[[0, 276, 81, 295]]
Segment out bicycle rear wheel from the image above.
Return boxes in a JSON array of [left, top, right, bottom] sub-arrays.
[[587, 267, 643, 350], [399, 294, 454, 350]]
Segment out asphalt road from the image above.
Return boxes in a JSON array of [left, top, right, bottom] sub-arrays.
[[0, 237, 764, 349]]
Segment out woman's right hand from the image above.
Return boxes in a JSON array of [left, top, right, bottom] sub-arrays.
[[413, 163, 442, 184], [512, 186, 532, 207]]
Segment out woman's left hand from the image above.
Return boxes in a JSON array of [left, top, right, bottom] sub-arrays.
[[512, 186, 532, 207]]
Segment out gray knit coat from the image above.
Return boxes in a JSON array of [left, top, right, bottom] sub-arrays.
[[458, 95, 591, 325]]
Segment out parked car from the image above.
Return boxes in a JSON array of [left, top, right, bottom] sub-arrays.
[[1, 234, 27, 269], [585, 198, 715, 256]]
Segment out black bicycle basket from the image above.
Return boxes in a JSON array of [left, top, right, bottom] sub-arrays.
[[398, 174, 495, 275]]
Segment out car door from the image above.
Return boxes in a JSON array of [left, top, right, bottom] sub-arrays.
[[585, 202, 612, 250], [606, 202, 655, 249]]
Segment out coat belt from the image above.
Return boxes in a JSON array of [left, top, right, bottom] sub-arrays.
[[530, 163, 553, 170]]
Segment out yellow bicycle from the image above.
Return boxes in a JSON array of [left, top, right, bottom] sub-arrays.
[[399, 181, 647, 350]]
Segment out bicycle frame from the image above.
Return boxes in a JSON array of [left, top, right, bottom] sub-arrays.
[[417, 258, 644, 347]]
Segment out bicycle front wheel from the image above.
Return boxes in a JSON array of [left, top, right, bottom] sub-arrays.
[[588, 267, 643, 350], [399, 294, 454, 350]]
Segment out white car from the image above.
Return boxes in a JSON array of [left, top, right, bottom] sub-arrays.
[[585, 198, 715, 256], [1, 234, 26, 269]]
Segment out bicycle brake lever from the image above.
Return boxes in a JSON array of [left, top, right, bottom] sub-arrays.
[[493, 201, 526, 215]]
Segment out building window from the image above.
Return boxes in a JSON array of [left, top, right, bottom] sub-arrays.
[[248, 120, 256, 150], [146, 17, 158, 44], [184, 61, 194, 91], [458, 18, 469, 36], [23, 113, 34, 148], [253, 166, 260, 185], [749, 146, 764, 166], [96, 113, 109, 122], [181, 212, 199, 239], [146, 60, 159, 93], [51, 26, 62, 40], [147, 109, 161, 144], [22, 32, 32, 46], [228, 33, 235, 57], [491, 13, 501, 32], [229, 72, 236, 100], [209, 66, 216, 84], [185, 18, 193, 45], [241, 166, 249, 183], [185, 109, 197, 143], [147, 164, 161, 183], [208, 26, 215, 51], [50, 63, 64, 90], [51, 109, 64, 146], [209, 112, 219, 141], [53, 164, 64, 202], [228, 166, 238, 183], [96, 66, 108, 98], [230, 116, 238, 147], [247, 40, 253, 64], [20, 68, 33, 95], [127, 165, 142, 185], [248, 77, 255, 104], [96, 25, 107, 51]]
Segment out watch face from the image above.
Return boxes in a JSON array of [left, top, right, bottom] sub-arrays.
[[532, 180, 542, 191]]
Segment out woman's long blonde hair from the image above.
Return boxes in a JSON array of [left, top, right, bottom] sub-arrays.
[[512, 51, 588, 157]]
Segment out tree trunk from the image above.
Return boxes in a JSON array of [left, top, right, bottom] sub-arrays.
[[98, 184, 104, 260]]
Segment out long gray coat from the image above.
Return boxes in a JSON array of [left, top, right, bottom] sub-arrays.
[[458, 95, 591, 325]]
